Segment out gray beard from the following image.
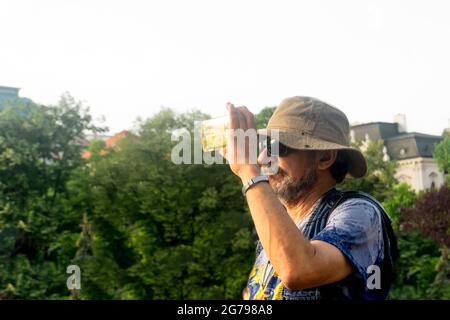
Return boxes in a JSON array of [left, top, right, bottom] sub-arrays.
[[269, 167, 317, 207]]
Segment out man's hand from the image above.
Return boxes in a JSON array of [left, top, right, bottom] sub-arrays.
[[220, 103, 260, 182]]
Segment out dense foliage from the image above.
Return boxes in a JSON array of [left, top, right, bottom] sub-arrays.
[[0, 95, 102, 298], [434, 136, 450, 185], [399, 185, 450, 248]]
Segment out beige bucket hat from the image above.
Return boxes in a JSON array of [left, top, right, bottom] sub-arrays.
[[258, 96, 367, 178]]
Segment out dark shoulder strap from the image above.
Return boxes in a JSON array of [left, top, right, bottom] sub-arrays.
[[303, 188, 344, 239]]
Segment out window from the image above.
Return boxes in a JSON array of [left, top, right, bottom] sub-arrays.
[[429, 172, 438, 189]]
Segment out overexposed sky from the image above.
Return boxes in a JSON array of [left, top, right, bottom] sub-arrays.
[[1, 0, 449, 135]]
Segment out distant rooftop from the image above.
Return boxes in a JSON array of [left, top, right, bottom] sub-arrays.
[[386, 132, 442, 141], [82, 130, 137, 159], [350, 121, 396, 128], [0, 86, 20, 99], [350, 121, 443, 160], [0, 85, 35, 111]]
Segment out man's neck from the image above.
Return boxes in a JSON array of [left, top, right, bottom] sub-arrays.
[[285, 183, 336, 223]]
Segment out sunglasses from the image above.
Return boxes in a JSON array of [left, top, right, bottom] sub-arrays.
[[260, 137, 293, 157]]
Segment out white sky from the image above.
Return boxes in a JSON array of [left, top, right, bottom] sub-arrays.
[[1, 0, 449, 135]]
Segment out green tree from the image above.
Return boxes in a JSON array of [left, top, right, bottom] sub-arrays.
[[254, 106, 276, 129], [427, 247, 450, 299], [389, 233, 440, 299], [382, 183, 416, 225], [69, 108, 256, 299], [434, 136, 450, 185], [339, 140, 398, 202], [0, 94, 103, 299]]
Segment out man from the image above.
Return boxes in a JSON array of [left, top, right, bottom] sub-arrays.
[[221, 96, 398, 300]]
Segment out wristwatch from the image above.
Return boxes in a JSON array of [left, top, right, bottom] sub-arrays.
[[242, 175, 270, 196]]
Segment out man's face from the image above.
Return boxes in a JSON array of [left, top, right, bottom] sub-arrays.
[[258, 148, 319, 207]]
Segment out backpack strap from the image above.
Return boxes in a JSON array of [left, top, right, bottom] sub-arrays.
[[303, 187, 344, 240]]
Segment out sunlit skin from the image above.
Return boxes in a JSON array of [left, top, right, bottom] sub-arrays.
[[221, 103, 354, 295]]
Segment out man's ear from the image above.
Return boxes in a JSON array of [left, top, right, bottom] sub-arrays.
[[317, 150, 337, 170]]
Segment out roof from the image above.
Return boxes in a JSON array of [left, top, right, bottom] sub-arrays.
[[350, 122, 443, 160], [350, 121, 396, 128], [82, 130, 137, 159], [351, 122, 399, 141], [0, 86, 22, 100], [0, 86, 20, 90], [384, 132, 442, 160], [105, 130, 134, 147], [385, 132, 442, 141]]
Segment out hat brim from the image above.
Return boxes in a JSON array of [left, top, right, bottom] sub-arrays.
[[258, 128, 367, 178]]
